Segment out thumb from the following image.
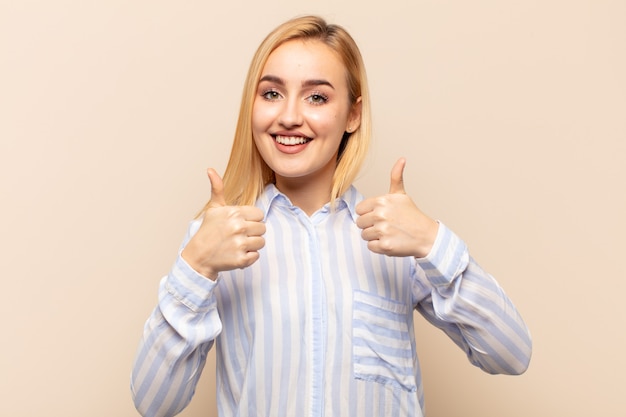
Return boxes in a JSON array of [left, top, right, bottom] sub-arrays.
[[389, 157, 406, 194], [207, 168, 226, 208]]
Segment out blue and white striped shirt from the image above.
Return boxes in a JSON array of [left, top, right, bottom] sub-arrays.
[[131, 184, 532, 417]]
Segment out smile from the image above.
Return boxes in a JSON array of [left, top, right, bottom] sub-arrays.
[[274, 135, 312, 145]]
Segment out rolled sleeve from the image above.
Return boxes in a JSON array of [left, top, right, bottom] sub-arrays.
[[163, 255, 219, 313], [415, 222, 469, 287]]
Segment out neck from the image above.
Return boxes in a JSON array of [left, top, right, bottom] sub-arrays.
[[275, 172, 334, 217]]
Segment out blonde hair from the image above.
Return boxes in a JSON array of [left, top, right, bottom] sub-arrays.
[[205, 15, 371, 209]]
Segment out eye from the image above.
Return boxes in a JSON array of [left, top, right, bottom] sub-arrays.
[[307, 92, 328, 105], [261, 90, 281, 101]]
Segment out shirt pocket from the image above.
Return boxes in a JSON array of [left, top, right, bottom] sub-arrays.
[[352, 290, 417, 392]]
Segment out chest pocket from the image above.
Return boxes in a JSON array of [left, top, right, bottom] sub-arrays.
[[352, 290, 417, 392]]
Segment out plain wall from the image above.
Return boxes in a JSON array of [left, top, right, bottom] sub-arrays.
[[1, 1, 624, 416]]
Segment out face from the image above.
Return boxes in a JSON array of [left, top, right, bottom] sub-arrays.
[[252, 39, 361, 189]]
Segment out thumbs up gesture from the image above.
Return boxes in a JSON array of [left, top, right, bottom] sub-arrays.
[[355, 158, 439, 258], [181, 168, 266, 280]]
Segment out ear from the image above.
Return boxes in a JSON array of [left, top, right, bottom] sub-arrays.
[[346, 96, 362, 133]]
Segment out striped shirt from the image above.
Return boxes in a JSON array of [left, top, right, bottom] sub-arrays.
[[131, 184, 532, 417]]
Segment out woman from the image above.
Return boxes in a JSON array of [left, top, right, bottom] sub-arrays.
[[131, 15, 532, 417]]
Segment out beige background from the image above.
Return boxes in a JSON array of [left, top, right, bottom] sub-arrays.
[[1, 0, 624, 416]]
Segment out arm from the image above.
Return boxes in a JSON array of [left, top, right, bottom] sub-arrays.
[[355, 158, 531, 374], [130, 222, 222, 417], [131, 168, 266, 416], [413, 223, 532, 374]]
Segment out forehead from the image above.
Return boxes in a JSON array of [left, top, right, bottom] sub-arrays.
[[261, 39, 348, 85]]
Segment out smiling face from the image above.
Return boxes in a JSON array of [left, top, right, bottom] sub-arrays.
[[252, 39, 361, 194]]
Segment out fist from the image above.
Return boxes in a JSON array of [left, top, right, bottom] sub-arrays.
[[355, 158, 438, 258], [181, 168, 266, 280]]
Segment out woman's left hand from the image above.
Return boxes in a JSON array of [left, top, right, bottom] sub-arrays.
[[355, 158, 439, 258]]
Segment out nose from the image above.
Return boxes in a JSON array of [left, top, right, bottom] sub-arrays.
[[277, 97, 303, 128]]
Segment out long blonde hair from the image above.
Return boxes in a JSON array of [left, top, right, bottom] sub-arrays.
[[205, 15, 371, 209]]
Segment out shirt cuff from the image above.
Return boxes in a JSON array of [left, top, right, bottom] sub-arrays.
[[162, 254, 219, 313], [415, 222, 469, 287]]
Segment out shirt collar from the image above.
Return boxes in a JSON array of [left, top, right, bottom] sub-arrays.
[[256, 183, 363, 222]]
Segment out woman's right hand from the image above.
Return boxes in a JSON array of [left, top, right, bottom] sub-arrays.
[[181, 168, 266, 280]]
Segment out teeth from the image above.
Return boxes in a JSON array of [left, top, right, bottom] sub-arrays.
[[275, 135, 310, 145]]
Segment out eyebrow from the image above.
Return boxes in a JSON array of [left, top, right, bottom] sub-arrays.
[[259, 74, 335, 90]]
